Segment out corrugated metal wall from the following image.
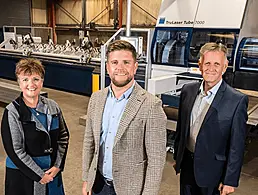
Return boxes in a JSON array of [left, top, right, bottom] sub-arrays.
[[126, 0, 161, 26], [0, 0, 161, 27], [54, 0, 112, 25], [32, 0, 47, 25], [87, 0, 111, 25], [53, 0, 161, 26], [56, 0, 82, 25], [0, 0, 31, 26], [87, 0, 161, 26]]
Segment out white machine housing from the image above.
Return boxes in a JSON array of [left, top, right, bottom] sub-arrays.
[[148, 0, 258, 96]]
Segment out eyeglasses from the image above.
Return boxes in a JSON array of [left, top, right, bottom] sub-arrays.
[[18, 77, 43, 84]]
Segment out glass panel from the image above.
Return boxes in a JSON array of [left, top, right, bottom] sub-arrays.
[[152, 29, 189, 66], [239, 38, 258, 69], [189, 31, 238, 65]]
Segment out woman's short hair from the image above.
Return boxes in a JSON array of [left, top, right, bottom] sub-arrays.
[[15, 58, 45, 79]]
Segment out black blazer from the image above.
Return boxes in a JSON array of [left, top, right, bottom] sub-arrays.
[[174, 80, 248, 188]]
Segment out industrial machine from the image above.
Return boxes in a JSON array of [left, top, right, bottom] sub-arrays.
[[147, 0, 258, 152], [0, 26, 100, 95], [0, 25, 153, 95], [148, 0, 258, 120]]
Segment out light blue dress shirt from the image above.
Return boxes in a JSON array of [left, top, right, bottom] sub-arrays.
[[98, 82, 135, 180], [191, 79, 222, 126]]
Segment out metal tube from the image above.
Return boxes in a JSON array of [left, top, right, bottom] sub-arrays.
[[126, 0, 132, 37], [101, 28, 124, 89], [105, 28, 124, 44], [101, 45, 106, 89], [82, 0, 86, 29], [3, 26, 52, 29], [0, 39, 11, 48], [47, 1, 52, 28], [145, 29, 154, 89], [114, 0, 118, 29], [51, 1, 57, 44], [119, 0, 123, 28]]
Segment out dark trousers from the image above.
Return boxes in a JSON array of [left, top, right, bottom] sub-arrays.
[[5, 167, 33, 195], [180, 149, 220, 195], [92, 170, 116, 195]]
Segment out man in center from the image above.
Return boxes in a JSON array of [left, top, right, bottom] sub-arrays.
[[82, 40, 167, 195]]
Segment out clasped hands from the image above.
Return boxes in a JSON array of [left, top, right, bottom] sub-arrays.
[[39, 166, 60, 184]]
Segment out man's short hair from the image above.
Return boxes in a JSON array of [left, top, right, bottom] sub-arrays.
[[199, 42, 228, 63], [106, 40, 137, 61], [15, 58, 45, 79]]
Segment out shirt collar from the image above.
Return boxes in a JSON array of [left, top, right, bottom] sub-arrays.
[[108, 81, 135, 100], [200, 79, 222, 97], [36, 97, 48, 114]]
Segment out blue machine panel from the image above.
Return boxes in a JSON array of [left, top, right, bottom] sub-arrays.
[[0, 54, 94, 95]]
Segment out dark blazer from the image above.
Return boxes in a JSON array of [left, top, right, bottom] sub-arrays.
[[174, 80, 248, 188]]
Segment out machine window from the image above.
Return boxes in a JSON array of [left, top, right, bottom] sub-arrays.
[[188, 31, 238, 65], [152, 29, 189, 66], [238, 38, 258, 69]]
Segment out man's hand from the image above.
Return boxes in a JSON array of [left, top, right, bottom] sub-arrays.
[[39, 173, 53, 184], [219, 183, 235, 195], [45, 166, 60, 178], [82, 181, 92, 195], [172, 161, 176, 171]]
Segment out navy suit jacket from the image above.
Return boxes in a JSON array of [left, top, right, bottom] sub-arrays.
[[174, 80, 248, 187]]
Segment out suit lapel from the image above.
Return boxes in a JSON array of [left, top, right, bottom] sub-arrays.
[[114, 83, 146, 147], [202, 80, 227, 126], [94, 88, 108, 144]]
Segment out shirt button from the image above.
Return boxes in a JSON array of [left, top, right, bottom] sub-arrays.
[[106, 147, 109, 149], [109, 132, 111, 134]]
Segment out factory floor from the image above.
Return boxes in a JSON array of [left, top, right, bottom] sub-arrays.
[[0, 85, 258, 195]]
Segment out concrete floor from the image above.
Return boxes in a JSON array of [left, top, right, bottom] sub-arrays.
[[0, 85, 258, 195]]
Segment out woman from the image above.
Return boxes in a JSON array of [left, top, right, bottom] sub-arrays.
[[1, 58, 69, 195]]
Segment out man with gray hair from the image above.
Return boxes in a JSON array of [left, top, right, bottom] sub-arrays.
[[174, 42, 248, 195]]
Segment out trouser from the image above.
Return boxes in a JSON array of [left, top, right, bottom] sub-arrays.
[[180, 149, 220, 195], [92, 170, 116, 195]]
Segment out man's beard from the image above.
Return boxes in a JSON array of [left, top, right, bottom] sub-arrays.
[[111, 76, 133, 87]]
